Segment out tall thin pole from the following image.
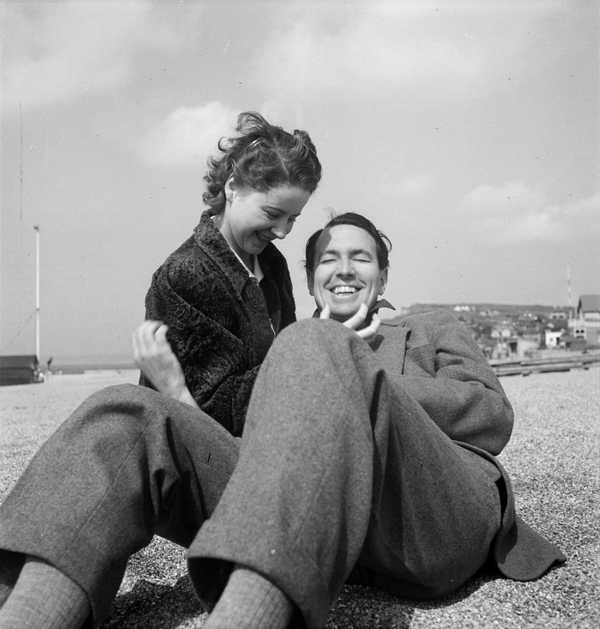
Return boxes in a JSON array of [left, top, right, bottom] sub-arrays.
[[567, 263, 572, 318], [19, 103, 24, 222], [34, 225, 40, 361]]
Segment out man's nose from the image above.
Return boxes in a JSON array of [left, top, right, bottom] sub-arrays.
[[336, 258, 355, 276]]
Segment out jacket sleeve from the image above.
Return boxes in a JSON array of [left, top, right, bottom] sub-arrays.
[[401, 313, 514, 454], [141, 258, 259, 436]]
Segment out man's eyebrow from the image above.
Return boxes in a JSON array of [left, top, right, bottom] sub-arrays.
[[319, 248, 373, 257]]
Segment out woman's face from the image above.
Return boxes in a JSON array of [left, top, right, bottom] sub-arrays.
[[309, 224, 388, 321], [218, 181, 311, 264]]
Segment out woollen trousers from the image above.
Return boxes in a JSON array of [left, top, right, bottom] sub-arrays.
[[0, 319, 501, 628], [188, 319, 501, 628]]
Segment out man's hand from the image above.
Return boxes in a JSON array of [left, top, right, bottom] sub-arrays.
[[319, 303, 381, 340], [132, 321, 198, 407]]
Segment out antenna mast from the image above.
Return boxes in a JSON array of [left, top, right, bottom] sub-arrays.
[[34, 225, 40, 361], [566, 263, 572, 318]]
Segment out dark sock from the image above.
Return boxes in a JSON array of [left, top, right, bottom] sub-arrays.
[[0, 557, 90, 629], [203, 566, 293, 629]]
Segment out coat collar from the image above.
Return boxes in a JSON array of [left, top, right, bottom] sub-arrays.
[[193, 210, 282, 295]]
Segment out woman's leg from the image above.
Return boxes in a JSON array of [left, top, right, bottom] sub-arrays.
[[188, 319, 501, 629], [0, 383, 238, 625]]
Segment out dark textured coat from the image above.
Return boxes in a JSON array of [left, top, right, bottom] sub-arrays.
[[142, 211, 296, 435], [373, 310, 566, 581]]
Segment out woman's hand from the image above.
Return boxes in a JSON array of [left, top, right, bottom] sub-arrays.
[[319, 303, 381, 340], [132, 321, 198, 408]]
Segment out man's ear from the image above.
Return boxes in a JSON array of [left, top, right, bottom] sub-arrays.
[[306, 272, 314, 296], [378, 268, 388, 296]]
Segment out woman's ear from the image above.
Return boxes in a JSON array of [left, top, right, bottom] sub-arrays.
[[224, 176, 236, 204]]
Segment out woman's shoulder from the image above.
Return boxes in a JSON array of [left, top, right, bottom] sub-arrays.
[[148, 230, 221, 301]]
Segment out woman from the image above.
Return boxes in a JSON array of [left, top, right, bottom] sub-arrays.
[[140, 111, 321, 434], [0, 111, 322, 629]]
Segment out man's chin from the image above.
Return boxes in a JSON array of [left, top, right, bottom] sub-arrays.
[[328, 305, 360, 321]]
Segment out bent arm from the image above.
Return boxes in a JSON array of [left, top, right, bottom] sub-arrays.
[[401, 314, 514, 454], [133, 321, 199, 409], [141, 260, 260, 435]]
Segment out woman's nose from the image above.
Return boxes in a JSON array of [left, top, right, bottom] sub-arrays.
[[271, 218, 293, 239]]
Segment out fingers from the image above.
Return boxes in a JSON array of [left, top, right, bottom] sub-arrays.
[[154, 323, 169, 346], [132, 321, 168, 363], [355, 313, 381, 339], [319, 303, 380, 339], [342, 303, 368, 330]]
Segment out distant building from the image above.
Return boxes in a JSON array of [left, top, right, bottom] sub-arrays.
[[568, 294, 600, 346], [0, 355, 41, 386], [491, 326, 514, 339], [545, 330, 563, 348], [549, 311, 567, 320]]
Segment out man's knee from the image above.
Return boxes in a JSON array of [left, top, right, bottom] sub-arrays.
[[274, 318, 355, 357], [66, 383, 165, 437], [82, 383, 165, 409]]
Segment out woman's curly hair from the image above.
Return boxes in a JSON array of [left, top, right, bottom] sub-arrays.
[[203, 111, 322, 215]]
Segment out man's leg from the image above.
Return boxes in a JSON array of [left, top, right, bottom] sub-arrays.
[[188, 319, 501, 628], [188, 319, 382, 628], [353, 388, 501, 599], [0, 384, 238, 626]]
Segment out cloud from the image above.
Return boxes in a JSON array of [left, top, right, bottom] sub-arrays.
[[253, 1, 581, 106], [139, 102, 239, 167], [458, 182, 600, 244], [380, 174, 436, 200], [253, 1, 547, 104], [1, 0, 201, 114], [256, 17, 484, 103]]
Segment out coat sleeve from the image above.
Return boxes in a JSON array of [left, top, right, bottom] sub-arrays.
[[401, 313, 514, 455], [141, 257, 259, 436]]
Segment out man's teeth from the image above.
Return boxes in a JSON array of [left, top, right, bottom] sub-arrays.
[[332, 286, 358, 295]]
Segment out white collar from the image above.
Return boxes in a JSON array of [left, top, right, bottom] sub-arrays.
[[211, 215, 264, 282], [227, 241, 264, 282]]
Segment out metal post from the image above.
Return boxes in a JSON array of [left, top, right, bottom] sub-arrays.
[[34, 225, 40, 361]]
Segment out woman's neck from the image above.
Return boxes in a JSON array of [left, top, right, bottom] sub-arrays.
[[211, 214, 255, 273]]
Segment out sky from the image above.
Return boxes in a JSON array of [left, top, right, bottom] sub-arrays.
[[1, 0, 599, 364]]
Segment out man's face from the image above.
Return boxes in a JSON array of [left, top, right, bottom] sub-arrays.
[[309, 224, 387, 321]]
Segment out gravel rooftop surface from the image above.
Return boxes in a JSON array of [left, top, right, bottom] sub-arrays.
[[1, 367, 598, 628]]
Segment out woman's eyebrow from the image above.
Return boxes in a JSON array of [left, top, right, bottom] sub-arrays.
[[263, 205, 301, 217]]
